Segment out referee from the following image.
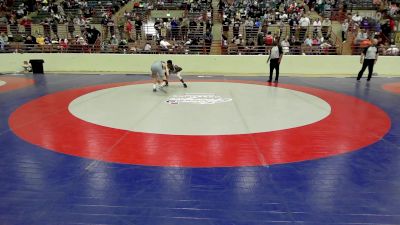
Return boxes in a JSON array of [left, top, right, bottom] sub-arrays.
[[357, 39, 378, 81], [267, 41, 283, 82]]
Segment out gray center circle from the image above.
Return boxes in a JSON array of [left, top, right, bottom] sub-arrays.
[[68, 82, 331, 135]]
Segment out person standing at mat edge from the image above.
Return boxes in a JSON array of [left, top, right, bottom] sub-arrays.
[[357, 39, 378, 81], [267, 41, 283, 82]]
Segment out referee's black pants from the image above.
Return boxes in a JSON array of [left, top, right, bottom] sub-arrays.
[[269, 58, 280, 81], [357, 59, 375, 80]]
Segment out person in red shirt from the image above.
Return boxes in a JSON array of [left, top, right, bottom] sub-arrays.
[[20, 16, 32, 36], [389, 18, 395, 32], [125, 19, 133, 41], [264, 32, 274, 45], [59, 39, 68, 52]]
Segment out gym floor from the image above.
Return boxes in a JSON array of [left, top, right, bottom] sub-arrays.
[[0, 74, 399, 225]]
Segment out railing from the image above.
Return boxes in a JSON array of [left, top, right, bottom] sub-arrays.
[[5, 24, 209, 42], [350, 25, 392, 55], [350, 44, 400, 56], [222, 44, 340, 55], [347, 0, 377, 9], [0, 42, 212, 55]]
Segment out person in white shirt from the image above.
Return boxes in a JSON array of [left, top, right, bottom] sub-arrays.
[[352, 13, 362, 24], [281, 36, 290, 54], [160, 39, 171, 50], [299, 15, 310, 40], [299, 15, 310, 27], [267, 41, 283, 82], [341, 19, 349, 42], [0, 32, 8, 51], [144, 42, 152, 51], [386, 44, 399, 56], [313, 18, 322, 36], [357, 39, 378, 81]]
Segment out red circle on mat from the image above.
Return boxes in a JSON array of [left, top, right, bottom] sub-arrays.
[[0, 76, 34, 93], [383, 82, 400, 94], [8, 80, 391, 167]]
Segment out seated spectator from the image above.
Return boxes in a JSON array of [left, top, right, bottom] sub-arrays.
[[24, 35, 36, 51], [386, 44, 399, 56], [36, 35, 45, 46], [144, 42, 152, 51], [304, 35, 313, 46], [110, 35, 119, 46], [118, 39, 128, 53], [352, 13, 362, 25], [232, 34, 244, 46], [312, 36, 321, 45], [354, 29, 368, 44], [360, 17, 370, 30], [304, 35, 313, 54], [281, 36, 290, 54], [264, 32, 274, 46], [320, 41, 332, 54], [313, 18, 322, 36], [160, 39, 171, 50], [58, 39, 68, 52], [0, 32, 8, 51]]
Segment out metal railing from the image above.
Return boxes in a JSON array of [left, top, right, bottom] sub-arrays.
[[222, 44, 340, 55], [0, 42, 212, 54]]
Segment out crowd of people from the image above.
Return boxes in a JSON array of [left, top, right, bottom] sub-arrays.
[[0, 0, 398, 55], [220, 0, 338, 55], [349, 2, 398, 56]]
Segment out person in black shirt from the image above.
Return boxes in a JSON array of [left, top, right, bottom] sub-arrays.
[[166, 60, 188, 88], [134, 16, 142, 40]]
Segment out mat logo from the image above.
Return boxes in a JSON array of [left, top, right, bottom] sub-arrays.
[[166, 93, 232, 105]]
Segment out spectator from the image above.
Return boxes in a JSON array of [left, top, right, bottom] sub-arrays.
[[355, 29, 368, 44], [386, 44, 399, 56], [264, 32, 274, 46], [20, 16, 32, 36], [304, 35, 313, 54], [352, 13, 362, 25], [0, 32, 8, 51], [321, 17, 331, 37], [58, 39, 68, 52], [134, 16, 142, 40], [281, 36, 290, 54], [36, 34, 45, 46], [67, 18, 75, 39], [320, 41, 333, 54], [125, 19, 133, 41], [341, 19, 349, 42], [144, 42, 152, 51], [24, 35, 36, 51], [160, 39, 171, 50], [313, 18, 322, 36], [299, 15, 310, 40]]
